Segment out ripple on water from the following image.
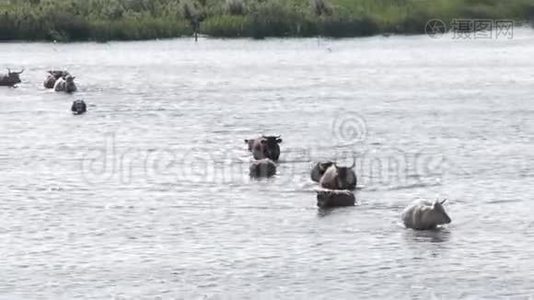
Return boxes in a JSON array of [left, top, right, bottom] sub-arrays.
[[1, 33, 534, 298]]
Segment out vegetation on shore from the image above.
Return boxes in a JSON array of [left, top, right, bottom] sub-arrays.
[[0, 0, 533, 42]]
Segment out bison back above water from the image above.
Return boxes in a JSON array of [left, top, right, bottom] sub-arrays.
[[316, 189, 355, 208], [44, 75, 56, 89], [249, 159, 277, 178]]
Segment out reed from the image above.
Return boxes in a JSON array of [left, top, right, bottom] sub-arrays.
[[0, 0, 532, 41]]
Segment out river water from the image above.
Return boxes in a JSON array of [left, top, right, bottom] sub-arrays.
[[1, 28, 533, 299]]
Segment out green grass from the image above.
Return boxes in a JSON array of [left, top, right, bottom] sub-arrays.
[[0, 0, 532, 41]]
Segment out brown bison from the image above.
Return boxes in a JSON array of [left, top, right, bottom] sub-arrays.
[[0, 68, 23, 87], [244, 135, 282, 161], [71, 99, 87, 115], [316, 190, 355, 208], [319, 161, 357, 190], [249, 158, 277, 178]]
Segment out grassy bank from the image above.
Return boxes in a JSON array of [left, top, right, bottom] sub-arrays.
[[1, 0, 533, 42]]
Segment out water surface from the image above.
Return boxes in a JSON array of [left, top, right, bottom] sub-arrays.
[[1, 29, 534, 299]]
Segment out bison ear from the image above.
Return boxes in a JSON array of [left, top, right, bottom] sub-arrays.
[[276, 138, 282, 143], [244, 139, 249, 143]]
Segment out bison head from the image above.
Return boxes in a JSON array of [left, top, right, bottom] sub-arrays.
[[71, 100, 86, 115], [334, 160, 356, 190], [7, 68, 23, 84], [261, 135, 282, 160], [430, 199, 451, 225]]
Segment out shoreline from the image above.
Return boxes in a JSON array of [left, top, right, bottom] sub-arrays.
[[1, 26, 533, 44]]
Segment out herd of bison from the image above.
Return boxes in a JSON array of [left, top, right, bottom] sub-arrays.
[[1, 69, 86, 114], [1, 68, 452, 231]]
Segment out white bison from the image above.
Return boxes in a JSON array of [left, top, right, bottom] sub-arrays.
[[319, 161, 357, 190], [401, 199, 451, 230]]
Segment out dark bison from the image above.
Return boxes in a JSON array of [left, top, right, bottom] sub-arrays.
[[71, 100, 87, 115], [44, 70, 70, 89], [249, 158, 277, 178], [310, 161, 335, 182], [0, 68, 23, 87], [319, 161, 357, 190], [244, 135, 282, 161], [316, 190, 355, 208]]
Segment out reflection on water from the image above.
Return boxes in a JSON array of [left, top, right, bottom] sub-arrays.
[[403, 227, 452, 243], [1, 29, 534, 298]]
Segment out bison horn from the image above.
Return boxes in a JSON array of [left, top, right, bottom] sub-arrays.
[[16, 68, 24, 74], [350, 158, 356, 168], [7, 68, 11, 74], [440, 198, 447, 204]]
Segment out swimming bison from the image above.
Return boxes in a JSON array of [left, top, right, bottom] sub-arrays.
[[54, 74, 77, 93], [44, 70, 70, 89], [249, 158, 277, 178], [316, 189, 355, 208], [0, 68, 24, 87], [310, 161, 335, 182], [401, 199, 451, 230], [71, 99, 87, 115], [244, 135, 282, 161], [319, 161, 357, 190]]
